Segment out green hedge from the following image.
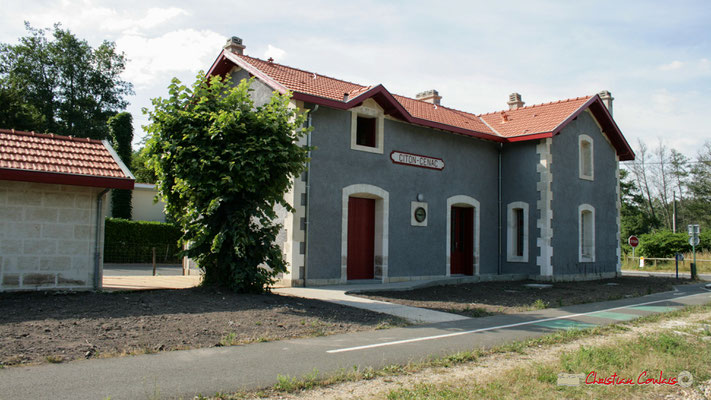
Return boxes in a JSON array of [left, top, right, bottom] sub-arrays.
[[637, 229, 710, 258], [104, 218, 183, 263]]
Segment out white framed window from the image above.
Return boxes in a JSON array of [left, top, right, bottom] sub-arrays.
[[579, 134, 594, 180], [579, 204, 595, 262], [506, 201, 529, 262], [350, 104, 384, 154]]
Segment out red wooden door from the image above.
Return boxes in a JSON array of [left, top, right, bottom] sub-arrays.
[[451, 206, 474, 275], [347, 197, 375, 280]]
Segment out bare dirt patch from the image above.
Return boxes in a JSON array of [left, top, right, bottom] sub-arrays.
[[358, 277, 690, 318], [0, 287, 405, 366]]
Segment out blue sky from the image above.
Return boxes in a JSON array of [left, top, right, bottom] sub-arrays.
[[2, 0, 709, 160]]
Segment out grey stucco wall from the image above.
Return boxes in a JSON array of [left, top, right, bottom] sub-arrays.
[[500, 141, 539, 275], [306, 106, 500, 280], [551, 111, 618, 275], [230, 68, 274, 107]]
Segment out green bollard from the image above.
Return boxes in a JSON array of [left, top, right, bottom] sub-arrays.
[[691, 263, 698, 281]]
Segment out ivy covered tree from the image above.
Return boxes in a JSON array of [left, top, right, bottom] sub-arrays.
[[108, 112, 133, 219], [0, 22, 133, 138], [144, 74, 309, 293]]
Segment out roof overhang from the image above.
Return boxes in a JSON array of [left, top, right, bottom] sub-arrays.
[[208, 53, 633, 158], [0, 169, 135, 190], [208, 54, 504, 142], [550, 95, 635, 161]]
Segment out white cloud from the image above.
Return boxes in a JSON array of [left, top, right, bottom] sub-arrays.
[[264, 44, 286, 62], [135, 7, 188, 30], [650, 89, 677, 113], [16, 4, 188, 35], [659, 60, 684, 71], [116, 29, 225, 87]]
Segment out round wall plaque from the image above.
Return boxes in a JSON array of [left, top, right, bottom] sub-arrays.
[[414, 207, 427, 223]]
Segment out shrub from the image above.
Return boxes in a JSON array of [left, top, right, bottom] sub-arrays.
[[104, 218, 182, 263], [637, 230, 690, 258]]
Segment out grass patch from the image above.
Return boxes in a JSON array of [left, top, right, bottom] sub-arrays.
[[45, 355, 64, 364], [386, 310, 711, 399], [529, 299, 549, 310], [219, 332, 239, 347], [623, 250, 711, 274]]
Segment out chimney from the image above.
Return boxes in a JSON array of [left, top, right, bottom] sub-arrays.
[[416, 89, 442, 106], [224, 36, 246, 55], [507, 93, 524, 110], [598, 90, 614, 116]]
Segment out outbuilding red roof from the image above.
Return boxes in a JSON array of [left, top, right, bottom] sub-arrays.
[[208, 50, 634, 160], [0, 129, 134, 190]]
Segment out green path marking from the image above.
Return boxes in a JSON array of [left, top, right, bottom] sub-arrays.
[[534, 320, 597, 330], [629, 306, 679, 313], [589, 311, 639, 321]]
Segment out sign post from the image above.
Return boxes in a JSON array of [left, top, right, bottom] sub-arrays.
[[688, 224, 700, 280], [628, 235, 639, 264]]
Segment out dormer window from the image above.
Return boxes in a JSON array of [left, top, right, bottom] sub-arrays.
[[350, 103, 384, 154], [579, 134, 594, 180], [356, 116, 376, 147]]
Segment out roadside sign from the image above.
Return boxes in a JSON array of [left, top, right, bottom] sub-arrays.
[[690, 236, 700, 247], [628, 236, 639, 247], [688, 224, 700, 236]]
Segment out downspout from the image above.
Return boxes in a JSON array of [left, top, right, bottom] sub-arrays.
[[302, 104, 318, 287], [94, 188, 110, 290], [497, 143, 503, 275]]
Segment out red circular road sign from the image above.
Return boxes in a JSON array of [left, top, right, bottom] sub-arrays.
[[628, 236, 639, 247]]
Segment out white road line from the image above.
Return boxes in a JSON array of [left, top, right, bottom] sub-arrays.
[[327, 292, 709, 354]]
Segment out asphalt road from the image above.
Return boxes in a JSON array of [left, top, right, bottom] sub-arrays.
[[1, 283, 710, 400]]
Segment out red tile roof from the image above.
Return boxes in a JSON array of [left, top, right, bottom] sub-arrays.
[[210, 51, 634, 160], [0, 129, 134, 189], [479, 96, 592, 138]]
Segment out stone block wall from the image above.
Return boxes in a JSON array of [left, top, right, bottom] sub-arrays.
[[0, 180, 104, 291]]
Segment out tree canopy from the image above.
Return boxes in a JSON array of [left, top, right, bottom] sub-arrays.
[[144, 74, 310, 293], [0, 22, 133, 138], [109, 112, 134, 219]]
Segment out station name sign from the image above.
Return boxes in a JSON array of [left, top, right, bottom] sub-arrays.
[[390, 151, 445, 171]]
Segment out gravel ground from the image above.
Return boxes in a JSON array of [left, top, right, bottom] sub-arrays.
[[0, 287, 405, 366], [358, 277, 690, 317]]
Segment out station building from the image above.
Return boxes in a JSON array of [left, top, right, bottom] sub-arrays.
[[206, 37, 635, 286]]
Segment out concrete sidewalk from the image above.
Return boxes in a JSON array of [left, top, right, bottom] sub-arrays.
[[275, 284, 469, 324], [2, 283, 710, 400]]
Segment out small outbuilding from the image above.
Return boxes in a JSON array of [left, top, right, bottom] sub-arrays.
[[0, 129, 134, 291]]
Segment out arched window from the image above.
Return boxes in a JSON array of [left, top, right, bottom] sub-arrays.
[[579, 134, 594, 180], [579, 204, 595, 262], [506, 201, 529, 262]]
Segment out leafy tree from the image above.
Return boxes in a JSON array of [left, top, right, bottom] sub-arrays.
[[0, 22, 133, 138], [108, 112, 133, 219], [620, 168, 655, 253], [144, 74, 310, 293], [0, 83, 44, 130], [687, 142, 711, 229], [131, 147, 157, 184]]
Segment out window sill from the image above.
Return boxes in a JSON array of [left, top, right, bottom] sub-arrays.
[[351, 144, 383, 154], [579, 175, 594, 181], [506, 256, 528, 263]]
